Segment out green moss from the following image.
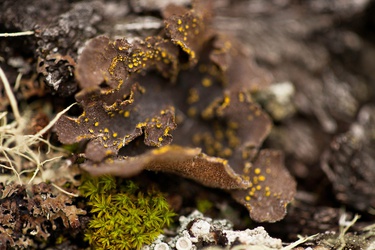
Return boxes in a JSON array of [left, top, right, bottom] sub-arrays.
[[196, 199, 214, 213], [79, 176, 175, 250]]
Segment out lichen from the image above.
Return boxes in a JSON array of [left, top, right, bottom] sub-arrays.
[[0, 182, 86, 249], [144, 210, 283, 249], [0, 66, 79, 195], [55, 1, 296, 222], [0, 61, 85, 249]]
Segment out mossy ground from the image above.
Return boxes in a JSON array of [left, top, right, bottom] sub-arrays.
[[79, 176, 175, 250]]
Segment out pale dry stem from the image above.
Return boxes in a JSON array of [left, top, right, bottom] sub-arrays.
[[0, 30, 34, 37], [0, 66, 77, 195]]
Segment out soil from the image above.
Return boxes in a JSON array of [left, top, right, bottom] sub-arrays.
[[1, 0, 375, 249]]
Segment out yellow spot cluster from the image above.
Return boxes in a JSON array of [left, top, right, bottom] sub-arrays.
[[93, 125, 122, 148], [128, 50, 150, 70], [243, 166, 272, 201], [192, 122, 240, 158], [176, 17, 199, 42], [134, 111, 174, 147], [108, 55, 125, 75], [168, 12, 204, 60], [109, 40, 177, 81]]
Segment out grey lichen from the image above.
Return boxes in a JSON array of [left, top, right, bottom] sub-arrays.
[[143, 210, 283, 250]]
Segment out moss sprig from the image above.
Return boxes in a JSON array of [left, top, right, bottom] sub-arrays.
[[79, 176, 175, 250]]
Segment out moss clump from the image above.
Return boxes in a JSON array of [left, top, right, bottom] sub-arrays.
[[79, 176, 175, 250], [196, 198, 214, 213]]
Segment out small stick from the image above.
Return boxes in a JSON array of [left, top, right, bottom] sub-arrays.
[[51, 183, 79, 197], [0, 67, 21, 122], [0, 31, 34, 37]]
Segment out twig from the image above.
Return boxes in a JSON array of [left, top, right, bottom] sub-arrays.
[[1, 150, 22, 184], [0, 67, 78, 191], [337, 214, 360, 250], [14, 73, 23, 91], [282, 234, 319, 250], [51, 183, 79, 197], [0, 31, 34, 37], [0, 67, 21, 122], [32, 102, 77, 139]]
